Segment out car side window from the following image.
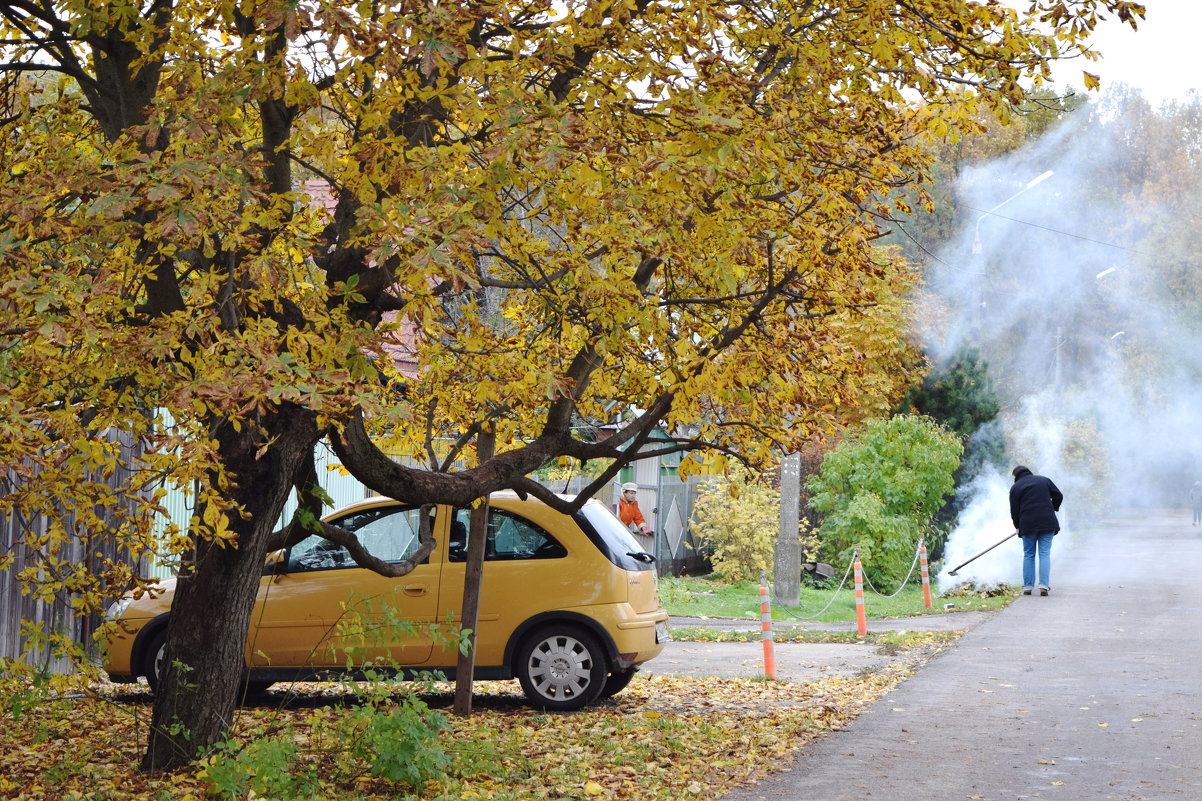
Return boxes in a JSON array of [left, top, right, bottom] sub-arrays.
[[287, 506, 432, 572], [448, 508, 567, 562]]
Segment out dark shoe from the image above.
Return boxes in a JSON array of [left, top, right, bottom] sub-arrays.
[[1040, 587, 1050, 596]]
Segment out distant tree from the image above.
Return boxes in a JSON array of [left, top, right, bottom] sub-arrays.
[[899, 349, 1005, 557], [1018, 87, 1090, 139], [807, 415, 963, 586]]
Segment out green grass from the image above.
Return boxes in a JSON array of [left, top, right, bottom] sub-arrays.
[[658, 574, 1015, 622], [669, 626, 961, 651]]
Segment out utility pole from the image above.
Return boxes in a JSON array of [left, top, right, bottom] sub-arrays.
[[1053, 324, 1062, 414]]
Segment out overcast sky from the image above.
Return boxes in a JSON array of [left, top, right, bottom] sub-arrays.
[[1049, 1, 1200, 106]]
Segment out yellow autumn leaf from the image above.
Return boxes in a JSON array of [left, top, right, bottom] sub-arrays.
[[584, 780, 605, 795]]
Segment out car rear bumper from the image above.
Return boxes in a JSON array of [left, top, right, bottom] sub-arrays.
[[610, 607, 669, 665]]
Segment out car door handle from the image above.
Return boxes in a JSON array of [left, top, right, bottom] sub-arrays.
[[402, 583, 428, 596]]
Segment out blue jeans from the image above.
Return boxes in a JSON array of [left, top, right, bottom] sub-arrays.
[[1022, 532, 1054, 589]]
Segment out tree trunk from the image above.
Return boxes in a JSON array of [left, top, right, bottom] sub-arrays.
[[141, 539, 267, 770], [142, 408, 319, 772], [454, 429, 494, 716]]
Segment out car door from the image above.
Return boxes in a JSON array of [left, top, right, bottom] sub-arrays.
[[434, 505, 571, 667], [247, 503, 442, 669]]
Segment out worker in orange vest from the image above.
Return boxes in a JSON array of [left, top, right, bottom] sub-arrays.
[[618, 482, 653, 538]]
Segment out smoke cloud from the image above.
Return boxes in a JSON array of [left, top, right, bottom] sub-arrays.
[[921, 92, 1202, 589]]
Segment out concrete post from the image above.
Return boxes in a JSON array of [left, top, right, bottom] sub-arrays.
[[774, 451, 801, 607]]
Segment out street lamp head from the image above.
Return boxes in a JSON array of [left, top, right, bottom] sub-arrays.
[[1026, 170, 1054, 189], [977, 170, 1055, 228]]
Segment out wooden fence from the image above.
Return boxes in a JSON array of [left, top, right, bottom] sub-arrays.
[[1, 432, 148, 671]]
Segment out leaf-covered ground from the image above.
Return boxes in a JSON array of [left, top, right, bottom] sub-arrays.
[[0, 633, 954, 801]]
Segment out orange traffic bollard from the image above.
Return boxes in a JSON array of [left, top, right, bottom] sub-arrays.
[[759, 573, 776, 680], [919, 540, 933, 610], [853, 553, 868, 637]]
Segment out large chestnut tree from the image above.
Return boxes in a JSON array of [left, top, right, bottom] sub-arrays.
[[0, 0, 1141, 770]]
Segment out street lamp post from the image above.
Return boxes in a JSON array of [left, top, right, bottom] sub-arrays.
[[971, 170, 1053, 322]]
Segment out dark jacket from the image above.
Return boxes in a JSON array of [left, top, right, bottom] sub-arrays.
[[1010, 468, 1063, 536]]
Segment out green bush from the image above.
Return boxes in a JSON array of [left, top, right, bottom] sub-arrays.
[[345, 695, 450, 788], [807, 415, 962, 586], [899, 349, 1007, 559], [202, 599, 453, 799], [204, 737, 318, 801]]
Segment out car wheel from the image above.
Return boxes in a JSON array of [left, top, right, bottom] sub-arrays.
[[141, 627, 168, 693], [598, 668, 637, 700], [515, 625, 607, 711]]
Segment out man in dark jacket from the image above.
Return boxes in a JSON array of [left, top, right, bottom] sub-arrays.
[[1009, 465, 1064, 596]]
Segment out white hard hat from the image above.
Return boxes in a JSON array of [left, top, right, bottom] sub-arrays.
[[621, 482, 638, 493]]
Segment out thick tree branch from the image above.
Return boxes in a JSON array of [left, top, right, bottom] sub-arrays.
[[330, 411, 558, 505]]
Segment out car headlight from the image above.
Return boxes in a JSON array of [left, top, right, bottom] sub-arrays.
[[105, 597, 133, 620]]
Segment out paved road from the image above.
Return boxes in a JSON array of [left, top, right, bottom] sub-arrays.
[[722, 511, 1202, 801]]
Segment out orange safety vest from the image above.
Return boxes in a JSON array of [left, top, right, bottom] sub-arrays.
[[618, 497, 646, 532]]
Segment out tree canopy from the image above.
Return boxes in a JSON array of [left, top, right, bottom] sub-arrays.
[[0, 0, 1144, 770]]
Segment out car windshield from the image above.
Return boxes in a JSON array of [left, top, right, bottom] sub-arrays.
[[574, 502, 655, 571]]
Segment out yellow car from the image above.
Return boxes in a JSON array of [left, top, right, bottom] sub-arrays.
[[104, 492, 669, 710]]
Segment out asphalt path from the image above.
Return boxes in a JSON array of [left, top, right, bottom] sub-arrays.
[[721, 510, 1202, 801]]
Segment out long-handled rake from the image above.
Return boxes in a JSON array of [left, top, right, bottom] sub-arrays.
[[947, 531, 1019, 577]]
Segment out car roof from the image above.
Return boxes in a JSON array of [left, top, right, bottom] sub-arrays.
[[349, 490, 598, 509]]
